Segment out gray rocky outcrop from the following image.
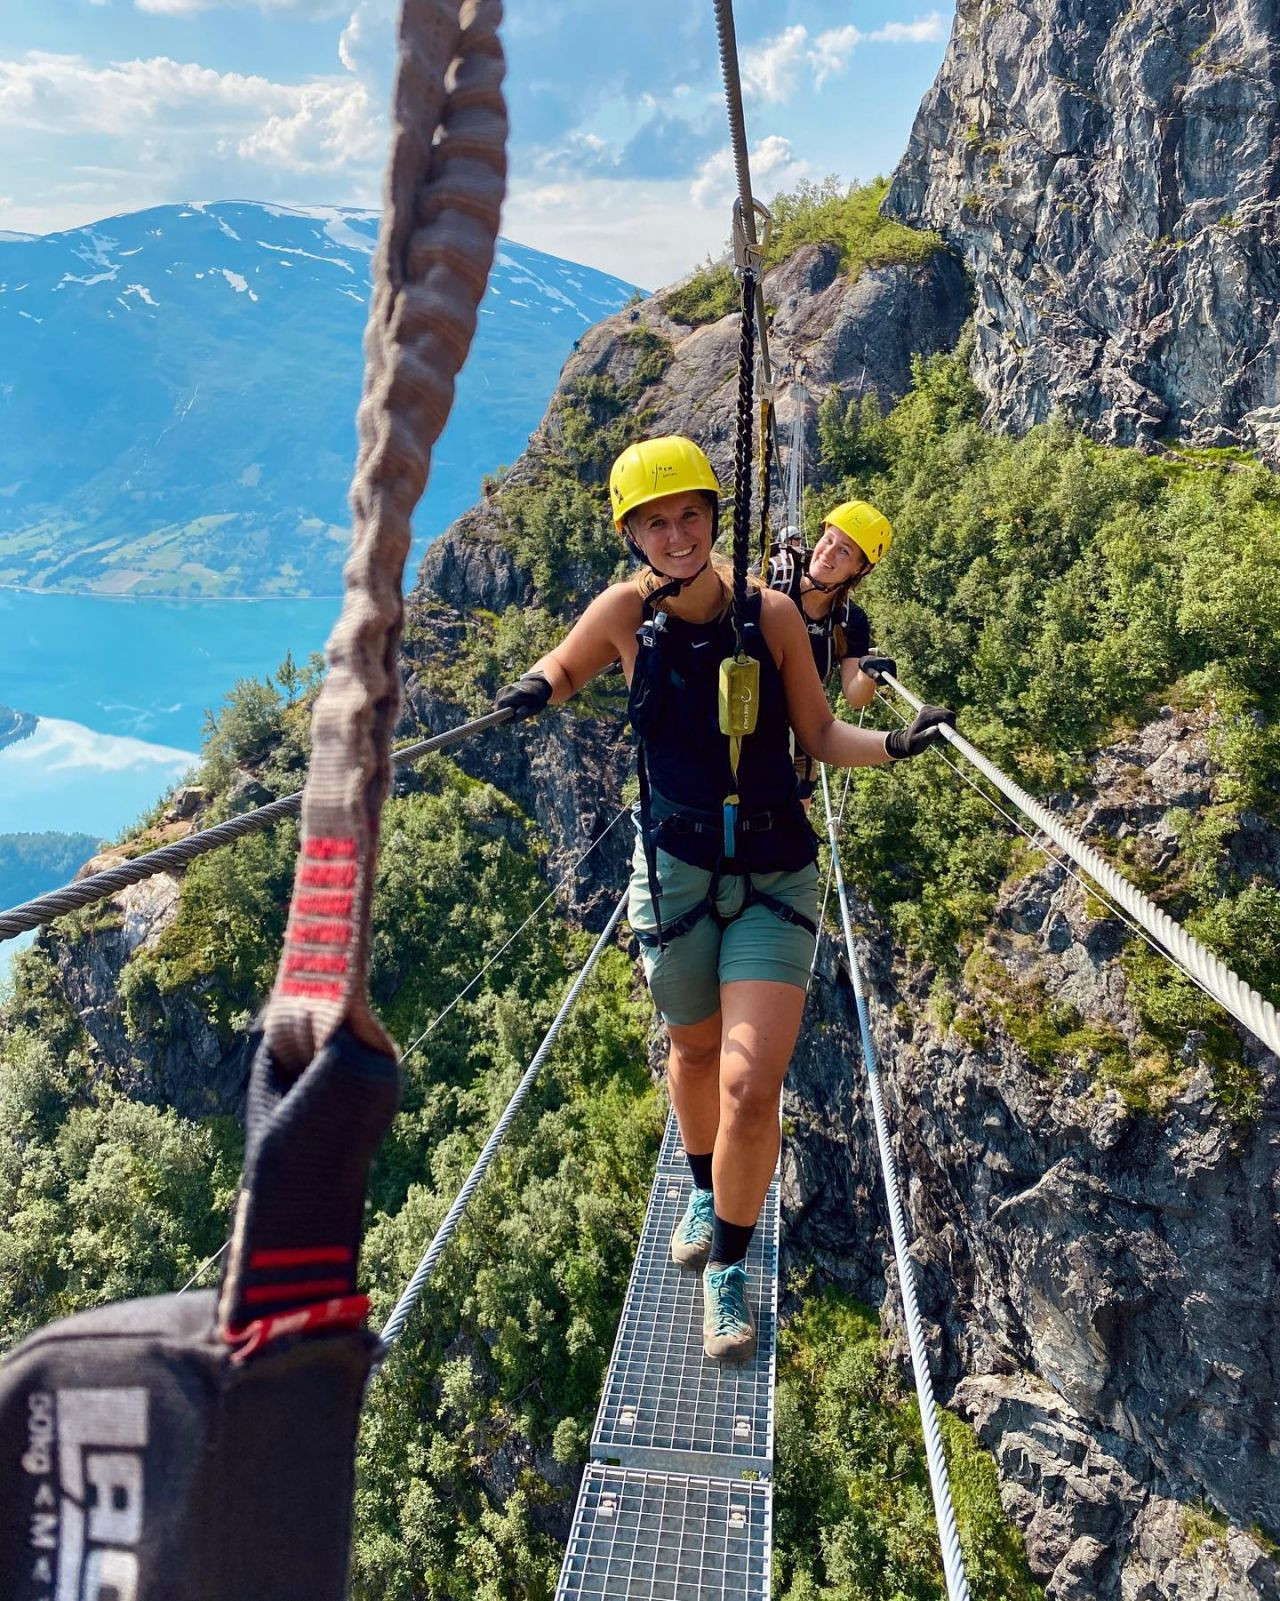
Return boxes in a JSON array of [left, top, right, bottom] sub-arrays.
[[410, 241, 969, 599], [570, 242, 969, 491], [779, 706, 1280, 1599], [418, 507, 533, 614], [886, 0, 1280, 461], [48, 873, 252, 1121]]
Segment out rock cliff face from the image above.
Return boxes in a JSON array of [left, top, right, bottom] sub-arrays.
[[781, 710, 1280, 1601], [885, 0, 1280, 461], [418, 240, 969, 585]]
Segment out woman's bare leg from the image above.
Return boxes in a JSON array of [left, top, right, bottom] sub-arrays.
[[666, 1009, 723, 1157], [712, 980, 807, 1227]]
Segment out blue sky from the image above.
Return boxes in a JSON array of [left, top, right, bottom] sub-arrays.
[[0, 1, 954, 285]]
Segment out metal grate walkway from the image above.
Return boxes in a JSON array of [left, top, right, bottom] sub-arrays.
[[556, 1112, 779, 1598]]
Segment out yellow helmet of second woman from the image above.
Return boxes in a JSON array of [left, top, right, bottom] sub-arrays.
[[824, 499, 894, 564], [609, 436, 720, 531]]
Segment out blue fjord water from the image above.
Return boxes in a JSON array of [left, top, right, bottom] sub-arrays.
[[0, 588, 336, 838], [0, 204, 641, 889]]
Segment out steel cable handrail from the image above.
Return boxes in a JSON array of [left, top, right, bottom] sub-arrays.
[[818, 766, 972, 1601], [378, 889, 628, 1349], [873, 690, 1231, 1019], [0, 708, 514, 943], [883, 672, 1280, 1060]]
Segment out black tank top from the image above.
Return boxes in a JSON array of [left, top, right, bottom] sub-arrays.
[[628, 588, 817, 873]]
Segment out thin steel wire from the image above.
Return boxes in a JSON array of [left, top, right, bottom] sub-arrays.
[[882, 673, 1280, 1059], [808, 711, 859, 985], [818, 766, 972, 1601], [176, 1240, 228, 1296], [378, 890, 628, 1349], [0, 708, 514, 943], [396, 804, 629, 1066]]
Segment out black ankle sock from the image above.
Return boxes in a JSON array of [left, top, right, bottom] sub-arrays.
[[687, 1151, 714, 1192], [710, 1214, 755, 1267]]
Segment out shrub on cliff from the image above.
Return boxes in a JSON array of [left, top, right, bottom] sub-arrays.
[[774, 1292, 1044, 1601], [819, 339, 1280, 1106], [661, 177, 944, 328]]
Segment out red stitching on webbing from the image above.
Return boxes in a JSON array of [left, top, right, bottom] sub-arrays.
[[243, 1277, 350, 1305], [305, 837, 357, 860], [295, 891, 355, 917], [281, 978, 344, 1000], [300, 863, 357, 889], [249, 1246, 352, 1269], [285, 951, 349, 977], [290, 919, 351, 946], [225, 1294, 370, 1363]]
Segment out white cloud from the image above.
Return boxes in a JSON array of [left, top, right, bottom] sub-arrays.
[[813, 26, 863, 88], [0, 49, 382, 173], [0, 718, 195, 775], [741, 25, 810, 105], [238, 77, 381, 169], [504, 175, 728, 290], [136, 0, 348, 14], [742, 13, 946, 103], [0, 53, 299, 137], [689, 134, 810, 210], [871, 13, 948, 45]]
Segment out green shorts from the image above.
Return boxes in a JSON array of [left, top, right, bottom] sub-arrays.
[[628, 835, 819, 1027]]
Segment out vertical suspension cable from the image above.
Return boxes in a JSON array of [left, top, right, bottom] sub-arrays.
[[818, 766, 972, 1601], [730, 266, 757, 647]]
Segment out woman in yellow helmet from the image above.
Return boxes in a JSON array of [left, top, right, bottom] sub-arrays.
[[768, 500, 896, 803], [494, 436, 952, 1365]]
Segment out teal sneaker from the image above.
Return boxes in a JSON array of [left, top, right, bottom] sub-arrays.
[[702, 1261, 757, 1364], [670, 1186, 715, 1271]]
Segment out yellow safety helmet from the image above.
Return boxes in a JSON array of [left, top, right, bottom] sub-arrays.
[[823, 499, 894, 565], [609, 435, 720, 531]]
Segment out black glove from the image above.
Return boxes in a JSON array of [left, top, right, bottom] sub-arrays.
[[857, 652, 897, 683], [495, 671, 552, 722], [885, 704, 955, 759]]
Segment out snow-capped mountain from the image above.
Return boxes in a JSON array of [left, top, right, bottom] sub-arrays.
[[0, 202, 640, 596]]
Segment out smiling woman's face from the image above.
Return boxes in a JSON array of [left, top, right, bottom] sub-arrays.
[[810, 524, 869, 585], [630, 491, 715, 578]]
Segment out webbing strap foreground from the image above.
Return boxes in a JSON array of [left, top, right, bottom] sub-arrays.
[[265, 0, 508, 1076]]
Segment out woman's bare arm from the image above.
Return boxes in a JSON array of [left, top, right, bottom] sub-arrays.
[[761, 591, 891, 767], [840, 655, 878, 710], [527, 583, 642, 703]]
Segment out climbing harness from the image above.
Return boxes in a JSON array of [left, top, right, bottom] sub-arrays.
[[628, 585, 817, 953]]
